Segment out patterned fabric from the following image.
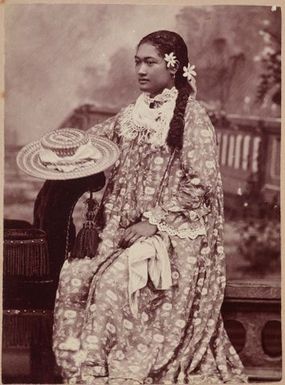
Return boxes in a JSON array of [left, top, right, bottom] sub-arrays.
[[53, 94, 248, 384]]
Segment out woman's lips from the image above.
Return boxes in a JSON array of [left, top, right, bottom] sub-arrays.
[[138, 79, 149, 84]]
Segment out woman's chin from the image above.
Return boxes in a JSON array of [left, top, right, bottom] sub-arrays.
[[138, 83, 151, 92]]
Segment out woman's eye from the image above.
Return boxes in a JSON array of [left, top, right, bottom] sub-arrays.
[[146, 61, 155, 65]]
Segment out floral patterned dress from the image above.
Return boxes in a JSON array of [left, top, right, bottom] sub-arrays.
[[53, 88, 248, 385]]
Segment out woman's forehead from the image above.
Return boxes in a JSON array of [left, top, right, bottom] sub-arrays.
[[135, 43, 161, 59]]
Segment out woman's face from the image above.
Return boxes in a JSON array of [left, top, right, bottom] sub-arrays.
[[135, 43, 175, 97]]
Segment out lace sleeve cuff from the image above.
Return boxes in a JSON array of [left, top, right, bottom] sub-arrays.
[[143, 206, 206, 240]]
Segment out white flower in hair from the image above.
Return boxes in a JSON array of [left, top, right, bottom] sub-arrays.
[[164, 52, 177, 68], [183, 63, 197, 82]]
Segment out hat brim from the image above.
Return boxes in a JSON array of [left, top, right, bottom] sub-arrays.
[[16, 135, 120, 180]]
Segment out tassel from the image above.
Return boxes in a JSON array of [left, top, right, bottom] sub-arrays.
[[69, 191, 101, 260]]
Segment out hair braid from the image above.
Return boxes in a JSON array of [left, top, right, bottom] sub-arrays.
[[167, 84, 191, 150]]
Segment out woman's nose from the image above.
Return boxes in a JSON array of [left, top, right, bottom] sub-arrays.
[[137, 63, 147, 75]]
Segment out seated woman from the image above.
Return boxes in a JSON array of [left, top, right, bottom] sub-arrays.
[[52, 30, 248, 384]]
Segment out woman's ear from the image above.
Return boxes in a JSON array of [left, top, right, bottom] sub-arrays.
[[169, 60, 180, 78]]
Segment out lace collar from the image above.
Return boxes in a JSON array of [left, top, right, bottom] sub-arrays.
[[118, 87, 178, 147], [143, 87, 178, 108]]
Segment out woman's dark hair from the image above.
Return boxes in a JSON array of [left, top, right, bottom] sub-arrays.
[[138, 30, 193, 150]]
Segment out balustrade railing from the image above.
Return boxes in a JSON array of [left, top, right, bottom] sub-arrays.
[[213, 114, 280, 203]]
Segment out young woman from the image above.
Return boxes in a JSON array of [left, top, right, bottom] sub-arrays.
[[53, 30, 247, 385]]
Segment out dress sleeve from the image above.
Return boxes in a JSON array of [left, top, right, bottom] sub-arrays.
[[87, 113, 119, 141], [143, 99, 219, 239]]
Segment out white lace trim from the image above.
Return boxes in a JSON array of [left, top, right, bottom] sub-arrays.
[[143, 209, 206, 240], [118, 87, 178, 147], [143, 86, 178, 105]]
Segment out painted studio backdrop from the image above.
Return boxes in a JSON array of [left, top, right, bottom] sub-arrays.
[[3, 4, 281, 384]]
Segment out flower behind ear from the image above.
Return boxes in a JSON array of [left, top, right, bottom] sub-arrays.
[[183, 63, 197, 82], [164, 52, 178, 68]]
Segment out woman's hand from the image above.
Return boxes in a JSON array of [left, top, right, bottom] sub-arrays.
[[119, 221, 157, 249]]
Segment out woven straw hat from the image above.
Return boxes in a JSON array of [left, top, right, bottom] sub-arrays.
[[16, 128, 120, 180]]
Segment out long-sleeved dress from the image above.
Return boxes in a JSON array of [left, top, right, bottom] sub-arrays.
[[53, 88, 248, 385]]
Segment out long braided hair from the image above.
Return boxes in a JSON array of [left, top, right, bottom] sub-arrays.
[[138, 30, 195, 150]]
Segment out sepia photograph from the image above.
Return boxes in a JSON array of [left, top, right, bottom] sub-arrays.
[[2, 3, 281, 384]]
